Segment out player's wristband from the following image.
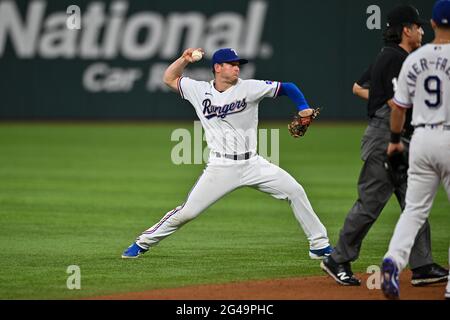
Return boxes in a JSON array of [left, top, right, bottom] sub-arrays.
[[390, 132, 401, 144]]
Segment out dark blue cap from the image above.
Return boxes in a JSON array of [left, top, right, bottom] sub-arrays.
[[433, 0, 450, 25], [211, 48, 248, 66]]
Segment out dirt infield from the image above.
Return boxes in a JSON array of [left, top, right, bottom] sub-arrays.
[[92, 270, 447, 300]]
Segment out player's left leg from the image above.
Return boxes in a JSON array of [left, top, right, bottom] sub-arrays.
[[243, 155, 330, 255], [384, 131, 443, 272], [122, 159, 241, 258], [381, 139, 439, 299], [384, 170, 440, 271], [440, 134, 450, 299], [446, 248, 450, 300], [440, 131, 450, 202], [393, 160, 435, 272]]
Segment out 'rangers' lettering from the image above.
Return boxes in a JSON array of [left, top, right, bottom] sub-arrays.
[[202, 98, 247, 119]]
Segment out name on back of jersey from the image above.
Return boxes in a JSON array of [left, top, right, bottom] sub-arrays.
[[406, 57, 450, 86]]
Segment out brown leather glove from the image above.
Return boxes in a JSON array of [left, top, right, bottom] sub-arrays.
[[288, 108, 320, 138]]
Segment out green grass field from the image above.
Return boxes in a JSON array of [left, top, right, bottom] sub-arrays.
[[0, 122, 448, 299]]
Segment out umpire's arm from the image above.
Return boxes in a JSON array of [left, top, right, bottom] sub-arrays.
[[352, 83, 369, 100]]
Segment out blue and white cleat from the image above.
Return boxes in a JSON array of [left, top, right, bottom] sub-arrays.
[[121, 242, 148, 259], [309, 245, 333, 260], [381, 257, 400, 299]]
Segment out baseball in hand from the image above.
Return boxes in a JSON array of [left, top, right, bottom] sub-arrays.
[[191, 50, 203, 62]]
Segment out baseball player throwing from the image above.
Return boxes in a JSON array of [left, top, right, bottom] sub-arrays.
[[381, 0, 450, 300], [122, 47, 332, 260]]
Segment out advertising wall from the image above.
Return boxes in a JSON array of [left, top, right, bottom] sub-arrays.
[[0, 0, 434, 119]]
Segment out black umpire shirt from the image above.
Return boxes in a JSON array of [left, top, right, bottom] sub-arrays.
[[356, 42, 413, 137]]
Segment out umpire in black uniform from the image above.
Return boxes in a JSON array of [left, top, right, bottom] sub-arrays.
[[321, 5, 448, 286]]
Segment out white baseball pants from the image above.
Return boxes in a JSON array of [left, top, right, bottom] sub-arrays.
[[447, 248, 450, 297], [384, 128, 450, 271], [136, 154, 330, 251]]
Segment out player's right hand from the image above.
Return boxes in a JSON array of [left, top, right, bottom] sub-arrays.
[[387, 142, 404, 156], [182, 48, 204, 63]]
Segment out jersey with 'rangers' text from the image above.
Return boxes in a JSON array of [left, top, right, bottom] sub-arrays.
[[178, 77, 280, 155]]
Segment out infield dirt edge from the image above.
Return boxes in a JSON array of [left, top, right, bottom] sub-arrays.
[[88, 270, 447, 300]]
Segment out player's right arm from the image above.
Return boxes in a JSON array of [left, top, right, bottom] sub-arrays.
[[163, 48, 204, 91], [384, 56, 405, 111], [387, 58, 412, 156]]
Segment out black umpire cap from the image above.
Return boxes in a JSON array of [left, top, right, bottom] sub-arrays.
[[387, 5, 428, 27]]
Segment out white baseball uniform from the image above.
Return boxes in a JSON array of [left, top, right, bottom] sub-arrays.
[[135, 77, 330, 252], [384, 43, 450, 275]]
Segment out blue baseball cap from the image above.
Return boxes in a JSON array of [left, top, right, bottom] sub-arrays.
[[211, 48, 248, 66], [433, 0, 450, 25]]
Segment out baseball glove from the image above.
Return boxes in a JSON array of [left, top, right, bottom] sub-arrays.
[[288, 108, 320, 138], [383, 151, 408, 187]]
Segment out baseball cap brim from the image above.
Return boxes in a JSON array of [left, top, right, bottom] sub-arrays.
[[388, 18, 429, 26], [221, 58, 249, 65], [416, 18, 430, 26]]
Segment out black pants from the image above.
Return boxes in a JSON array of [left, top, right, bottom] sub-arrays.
[[331, 125, 433, 269]]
